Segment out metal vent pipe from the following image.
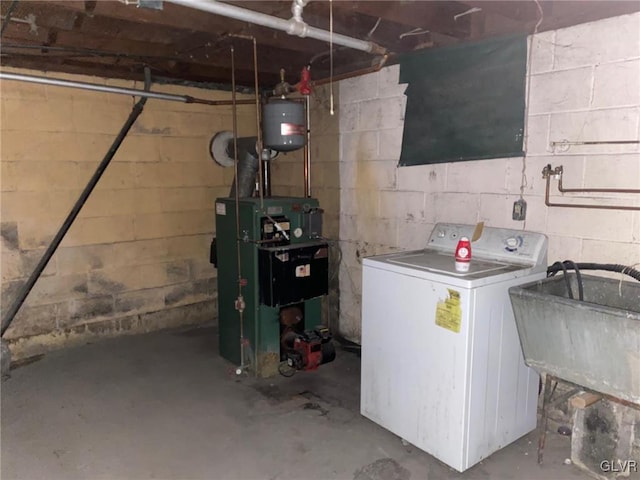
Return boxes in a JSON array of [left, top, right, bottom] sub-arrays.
[[165, 0, 387, 55]]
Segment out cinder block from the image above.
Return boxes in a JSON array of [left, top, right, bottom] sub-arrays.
[[310, 134, 339, 162], [17, 217, 62, 250], [78, 161, 139, 190], [313, 187, 340, 214], [504, 156, 533, 194], [128, 112, 176, 137], [80, 188, 164, 217], [368, 217, 398, 248], [341, 188, 379, 217], [110, 238, 170, 266], [55, 244, 113, 275], [571, 399, 640, 480], [529, 31, 555, 75], [135, 162, 185, 189], [165, 259, 191, 284], [311, 88, 340, 136], [359, 97, 405, 131], [140, 299, 215, 331], [0, 162, 18, 192], [163, 278, 215, 307], [399, 221, 435, 250], [549, 108, 640, 155], [114, 288, 166, 315], [323, 213, 339, 239], [397, 163, 447, 192], [63, 215, 136, 247], [478, 194, 520, 229], [431, 192, 481, 225], [546, 235, 584, 264], [554, 13, 640, 70], [338, 103, 359, 132], [341, 159, 397, 190], [166, 234, 210, 260], [315, 162, 340, 189], [113, 135, 162, 163], [547, 207, 635, 242], [525, 114, 551, 155], [1, 249, 57, 282], [67, 295, 114, 324], [1, 191, 56, 221], [528, 67, 592, 114], [377, 127, 403, 161], [1, 222, 20, 251], [583, 154, 640, 190], [592, 59, 640, 108], [581, 239, 640, 265], [3, 302, 65, 339], [446, 158, 509, 193], [0, 131, 111, 163], [379, 190, 425, 222], [377, 65, 407, 99], [1, 161, 84, 192], [134, 211, 212, 240], [71, 101, 134, 135], [26, 272, 89, 306], [160, 187, 213, 213], [339, 214, 359, 242], [188, 259, 216, 280], [177, 112, 224, 137], [1, 98, 75, 133], [0, 79, 47, 101], [337, 291, 362, 341], [340, 73, 378, 104], [336, 240, 362, 270], [158, 136, 208, 163], [182, 163, 224, 188], [88, 267, 142, 295]]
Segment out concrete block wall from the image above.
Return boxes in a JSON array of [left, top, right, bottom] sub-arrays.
[[336, 13, 640, 342], [1, 67, 257, 359]]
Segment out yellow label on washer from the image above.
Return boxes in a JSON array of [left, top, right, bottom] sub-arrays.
[[435, 289, 462, 333]]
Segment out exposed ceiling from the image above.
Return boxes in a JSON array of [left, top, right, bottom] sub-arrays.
[[1, 1, 639, 89]]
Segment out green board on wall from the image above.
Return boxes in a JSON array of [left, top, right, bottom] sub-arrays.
[[398, 34, 527, 166]]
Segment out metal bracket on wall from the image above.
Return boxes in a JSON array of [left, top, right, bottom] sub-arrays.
[[542, 164, 640, 211]]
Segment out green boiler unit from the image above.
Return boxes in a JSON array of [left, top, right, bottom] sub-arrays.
[[213, 196, 332, 377]]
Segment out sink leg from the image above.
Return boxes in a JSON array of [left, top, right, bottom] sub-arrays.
[[538, 374, 554, 464]]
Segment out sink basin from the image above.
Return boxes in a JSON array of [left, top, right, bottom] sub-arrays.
[[509, 274, 640, 405]]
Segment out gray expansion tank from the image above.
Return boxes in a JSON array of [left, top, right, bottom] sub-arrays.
[[263, 99, 305, 152]]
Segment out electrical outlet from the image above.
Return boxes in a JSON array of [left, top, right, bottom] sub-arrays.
[[512, 198, 527, 221]]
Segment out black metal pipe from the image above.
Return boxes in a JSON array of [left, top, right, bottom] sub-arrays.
[[1, 78, 150, 337]]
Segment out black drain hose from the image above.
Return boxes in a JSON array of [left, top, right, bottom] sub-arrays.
[[548, 262, 640, 282], [547, 261, 640, 301]]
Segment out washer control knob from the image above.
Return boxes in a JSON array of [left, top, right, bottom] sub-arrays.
[[505, 236, 520, 252], [293, 227, 303, 238]]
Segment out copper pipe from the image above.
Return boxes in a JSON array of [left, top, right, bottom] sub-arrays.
[[190, 98, 254, 106], [558, 176, 640, 194], [304, 95, 311, 197], [544, 175, 640, 211], [312, 53, 391, 87], [231, 45, 248, 372], [252, 37, 265, 206]]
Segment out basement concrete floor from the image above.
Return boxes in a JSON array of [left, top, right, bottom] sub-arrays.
[[2, 326, 585, 480]]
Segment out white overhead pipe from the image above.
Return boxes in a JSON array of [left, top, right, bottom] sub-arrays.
[[165, 0, 386, 55]]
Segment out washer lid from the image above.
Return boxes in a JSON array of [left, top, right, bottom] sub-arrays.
[[388, 251, 519, 277]]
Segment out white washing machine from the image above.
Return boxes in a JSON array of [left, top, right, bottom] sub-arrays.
[[360, 223, 548, 472]]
